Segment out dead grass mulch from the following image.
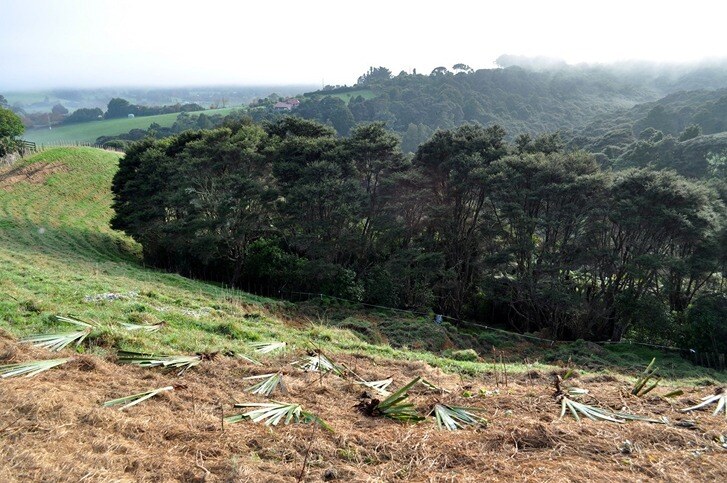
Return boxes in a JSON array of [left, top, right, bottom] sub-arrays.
[[0, 335, 725, 482]]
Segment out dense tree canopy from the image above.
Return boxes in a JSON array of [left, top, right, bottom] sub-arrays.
[[0, 107, 24, 138], [0, 107, 25, 157], [112, 117, 726, 346]]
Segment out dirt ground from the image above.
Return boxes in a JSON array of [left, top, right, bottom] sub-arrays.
[[0, 334, 725, 482], [0, 162, 69, 189]]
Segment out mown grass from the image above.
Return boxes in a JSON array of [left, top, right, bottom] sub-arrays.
[[1, 147, 724, 385], [22, 107, 240, 145]]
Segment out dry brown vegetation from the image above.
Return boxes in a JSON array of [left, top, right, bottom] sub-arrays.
[[1, 334, 725, 482]]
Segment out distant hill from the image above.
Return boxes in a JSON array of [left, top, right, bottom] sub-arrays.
[[295, 61, 727, 151]]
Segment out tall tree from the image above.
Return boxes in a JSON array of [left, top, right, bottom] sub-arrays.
[[414, 124, 508, 316]]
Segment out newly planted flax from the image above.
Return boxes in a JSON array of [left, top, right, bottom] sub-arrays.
[[225, 401, 331, 431], [358, 377, 425, 422], [249, 341, 286, 355], [432, 404, 487, 430], [243, 372, 286, 396], [632, 358, 660, 397]]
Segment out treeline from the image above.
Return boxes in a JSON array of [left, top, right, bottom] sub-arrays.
[[103, 98, 205, 120], [112, 117, 727, 350], [95, 110, 247, 149]]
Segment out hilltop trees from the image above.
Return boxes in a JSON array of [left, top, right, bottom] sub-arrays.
[[64, 108, 103, 124], [0, 107, 24, 157], [112, 117, 726, 345], [0, 107, 24, 138]]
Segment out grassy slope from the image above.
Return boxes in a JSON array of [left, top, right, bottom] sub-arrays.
[[22, 107, 239, 145]]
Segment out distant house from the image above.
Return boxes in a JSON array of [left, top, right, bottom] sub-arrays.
[[273, 102, 292, 111], [273, 98, 300, 111]]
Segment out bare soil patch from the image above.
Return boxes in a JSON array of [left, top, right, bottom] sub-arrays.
[[0, 336, 725, 482], [0, 162, 69, 189]]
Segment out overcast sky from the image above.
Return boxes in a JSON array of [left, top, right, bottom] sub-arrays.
[[2, 0, 726, 91]]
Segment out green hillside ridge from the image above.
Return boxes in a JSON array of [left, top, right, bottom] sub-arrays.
[[0, 147, 722, 383], [21, 108, 239, 145]]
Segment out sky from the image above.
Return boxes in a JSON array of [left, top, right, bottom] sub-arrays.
[[1, 0, 726, 90]]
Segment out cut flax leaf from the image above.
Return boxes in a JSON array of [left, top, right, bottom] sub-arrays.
[[21, 330, 91, 352], [243, 372, 286, 396], [355, 378, 393, 396], [21, 315, 95, 352], [225, 401, 332, 431], [559, 397, 625, 423], [53, 315, 95, 329], [239, 354, 262, 365], [103, 386, 174, 410], [293, 352, 343, 375], [117, 350, 202, 375], [0, 358, 71, 378], [680, 388, 726, 418], [249, 341, 286, 355], [433, 404, 487, 431], [420, 379, 450, 393]]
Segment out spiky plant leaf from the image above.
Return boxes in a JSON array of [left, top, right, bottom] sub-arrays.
[[121, 322, 165, 332], [680, 389, 727, 418], [225, 401, 332, 431], [53, 315, 95, 329], [249, 341, 286, 355], [239, 354, 262, 365], [21, 315, 96, 352], [117, 350, 202, 375], [103, 386, 174, 410], [611, 411, 668, 424], [355, 378, 393, 396], [244, 372, 286, 396], [567, 387, 589, 395], [559, 397, 625, 423], [433, 404, 487, 430], [21, 330, 91, 352], [0, 358, 71, 378]]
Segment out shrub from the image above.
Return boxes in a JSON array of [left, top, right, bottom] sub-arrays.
[[443, 348, 479, 362], [684, 293, 727, 353]]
